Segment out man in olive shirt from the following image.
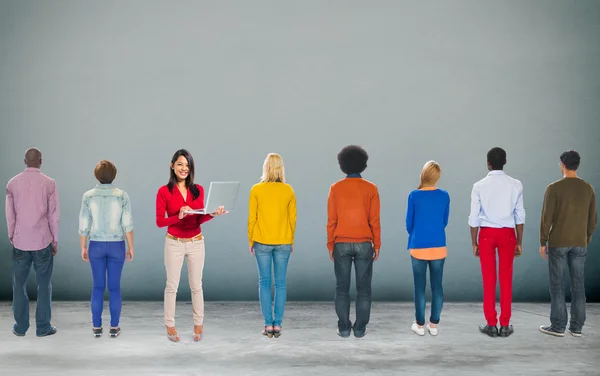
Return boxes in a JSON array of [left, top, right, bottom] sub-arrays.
[[539, 150, 597, 337]]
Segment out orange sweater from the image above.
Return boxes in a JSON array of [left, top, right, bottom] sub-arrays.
[[327, 176, 381, 251]]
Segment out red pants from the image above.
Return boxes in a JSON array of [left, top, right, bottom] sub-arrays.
[[479, 227, 516, 327]]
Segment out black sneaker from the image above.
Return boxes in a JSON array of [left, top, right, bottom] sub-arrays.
[[567, 328, 582, 337], [499, 325, 514, 337], [479, 324, 498, 337], [353, 327, 367, 338], [539, 325, 564, 337], [37, 326, 57, 337], [109, 327, 121, 338], [93, 328, 103, 338], [337, 328, 351, 338]]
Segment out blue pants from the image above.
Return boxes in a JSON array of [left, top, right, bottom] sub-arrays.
[[333, 242, 374, 334], [548, 247, 587, 332], [12, 244, 54, 336], [254, 243, 292, 327], [89, 241, 126, 328], [411, 256, 445, 326]]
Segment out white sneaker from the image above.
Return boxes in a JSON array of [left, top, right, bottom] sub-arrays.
[[427, 323, 438, 336], [411, 322, 425, 336]]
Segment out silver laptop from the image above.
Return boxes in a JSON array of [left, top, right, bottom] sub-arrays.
[[184, 181, 240, 215]]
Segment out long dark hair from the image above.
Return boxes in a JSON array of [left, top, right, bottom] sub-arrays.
[[167, 149, 200, 200]]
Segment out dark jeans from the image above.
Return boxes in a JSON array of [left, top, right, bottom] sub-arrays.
[[548, 246, 587, 332], [333, 242, 374, 333], [411, 256, 445, 326], [89, 241, 126, 328], [12, 244, 54, 336]]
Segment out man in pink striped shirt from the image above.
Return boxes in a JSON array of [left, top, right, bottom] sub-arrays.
[[5, 148, 59, 337]]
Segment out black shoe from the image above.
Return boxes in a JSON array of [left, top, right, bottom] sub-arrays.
[[479, 324, 498, 337], [109, 327, 121, 338], [337, 328, 351, 338], [539, 325, 564, 337], [499, 325, 514, 337], [353, 326, 367, 338], [12, 327, 25, 337], [93, 328, 103, 338], [567, 328, 582, 337], [37, 326, 57, 337]]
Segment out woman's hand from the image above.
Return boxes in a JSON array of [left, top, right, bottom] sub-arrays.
[[249, 245, 254, 255], [81, 248, 89, 262], [179, 206, 192, 219], [210, 206, 228, 217], [126, 248, 134, 262]]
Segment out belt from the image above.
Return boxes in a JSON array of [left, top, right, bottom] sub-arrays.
[[166, 233, 203, 242]]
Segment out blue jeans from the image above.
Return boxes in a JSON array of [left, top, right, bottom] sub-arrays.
[[254, 242, 292, 327], [89, 241, 126, 328], [548, 247, 587, 332], [333, 242, 374, 333], [411, 256, 445, 326], [12, 244, 54, 336]]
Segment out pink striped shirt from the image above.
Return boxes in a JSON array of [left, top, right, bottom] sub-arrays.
[[5, 168, 60, 251]]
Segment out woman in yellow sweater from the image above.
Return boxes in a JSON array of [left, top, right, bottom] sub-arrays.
[[248, 153, 297, 338]]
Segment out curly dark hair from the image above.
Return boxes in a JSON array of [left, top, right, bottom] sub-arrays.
[[337, 145, 368, 175], [560, 150, 580, 171], [487, 147, 506, 170]]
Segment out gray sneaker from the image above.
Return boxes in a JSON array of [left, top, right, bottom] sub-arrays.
[[337, 328, 351, 338], [539, 325, 564, 337]]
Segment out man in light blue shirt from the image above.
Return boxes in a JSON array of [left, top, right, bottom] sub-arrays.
[[468, 147, 525, 338]]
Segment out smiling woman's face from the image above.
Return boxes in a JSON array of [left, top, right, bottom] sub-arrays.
[[171, 156, 190, 182]]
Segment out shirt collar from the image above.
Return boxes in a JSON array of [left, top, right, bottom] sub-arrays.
[[346, 173, 362, 178], [24, 167, 41, 172], [487, 170, 506, 176], [96, 183, 114, 188]]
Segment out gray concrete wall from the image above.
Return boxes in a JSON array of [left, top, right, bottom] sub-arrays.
[[1, 0, 599, 301]]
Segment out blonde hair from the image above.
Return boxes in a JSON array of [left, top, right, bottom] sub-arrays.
[[418, 160, 441, 189], [260, 153, 286, 183]]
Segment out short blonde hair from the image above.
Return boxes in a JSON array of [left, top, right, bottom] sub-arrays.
[[418, 160, 441, 189], [260, 153, 285, 183]]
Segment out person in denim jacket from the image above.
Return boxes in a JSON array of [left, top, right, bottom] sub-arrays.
[[79, 160, 134, 338]]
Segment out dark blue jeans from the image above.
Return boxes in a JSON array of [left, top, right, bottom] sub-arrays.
[[12, 244, 54, 336], [89, 241, 126, 328], [333, 242, 374, 333], [254, 242, 292, 327], [548, 246, 587, 332], [411, 256, 445, 326]]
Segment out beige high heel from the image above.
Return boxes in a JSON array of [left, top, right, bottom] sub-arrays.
[[166, 326, 180, 342], [193, 325, 203, 342]]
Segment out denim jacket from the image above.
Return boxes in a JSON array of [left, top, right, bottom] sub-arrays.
[[78, 184, 134, 241]]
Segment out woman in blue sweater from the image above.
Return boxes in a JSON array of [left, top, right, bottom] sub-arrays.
[[405, 161, 450, 336]]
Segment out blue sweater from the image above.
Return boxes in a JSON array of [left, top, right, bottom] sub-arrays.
[[406, 188, 450, 250]]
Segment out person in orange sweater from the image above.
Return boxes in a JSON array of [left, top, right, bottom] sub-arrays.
[[327, 145, 381, 338]]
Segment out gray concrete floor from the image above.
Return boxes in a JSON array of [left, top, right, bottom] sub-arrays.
[[0, 301, 598, 375]]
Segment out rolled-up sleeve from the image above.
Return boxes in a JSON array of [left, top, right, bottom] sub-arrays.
[[121, 191, 134, 233], [78, 194, 91, 236], [468, 184, 481, 228], [514, 182, 526, 225]]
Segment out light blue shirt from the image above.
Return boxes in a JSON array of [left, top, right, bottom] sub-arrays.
[[468, 170, 525, 228], [79, 184, 133, 241]]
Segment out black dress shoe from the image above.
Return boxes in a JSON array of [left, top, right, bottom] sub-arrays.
[[499, 325, 514, 337], [479, 324, 498, 337]]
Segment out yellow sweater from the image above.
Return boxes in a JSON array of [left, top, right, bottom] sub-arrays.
[[248, 182, 297, 246]]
